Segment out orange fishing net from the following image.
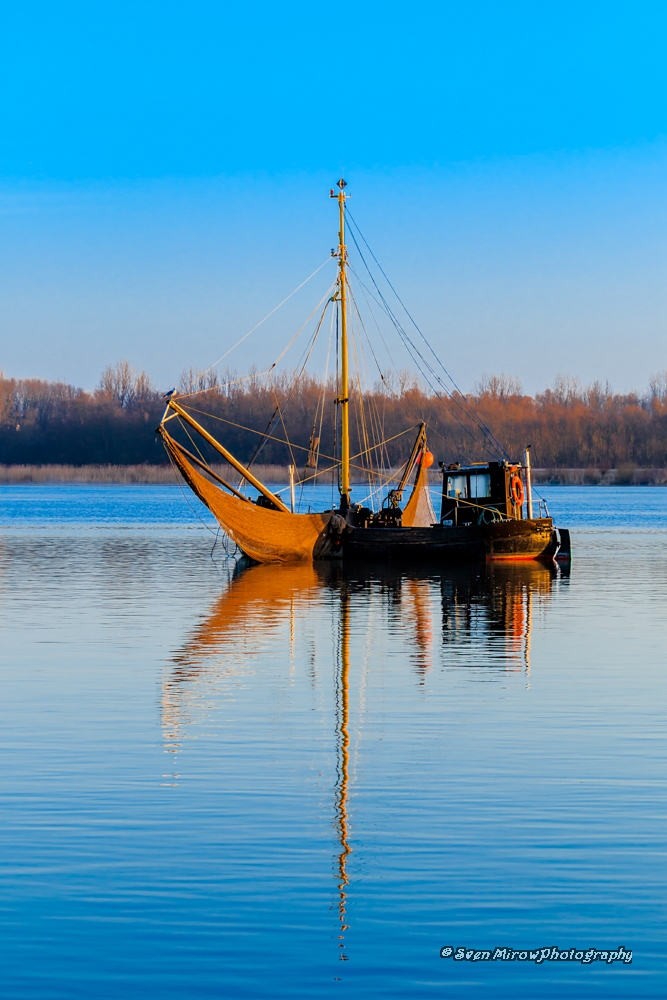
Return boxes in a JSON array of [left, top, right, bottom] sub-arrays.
[[164, 432, 332, 563], [402, 461, 436, 527]]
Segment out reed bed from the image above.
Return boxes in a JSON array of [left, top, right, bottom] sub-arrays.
[[531, 467, 667, 485], [0, 464, 177, 483], [0, 463, 378, 485], [2, 464, 666, 486]]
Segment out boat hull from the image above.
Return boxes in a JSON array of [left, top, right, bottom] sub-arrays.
[[342, 518, 557, 563]]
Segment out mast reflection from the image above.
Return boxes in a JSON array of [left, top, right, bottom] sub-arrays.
[[334, 583, 351, 959]]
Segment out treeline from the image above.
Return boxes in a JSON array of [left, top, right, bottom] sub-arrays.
[[2, 363, 667, 469], [0, 362, 165, 465]]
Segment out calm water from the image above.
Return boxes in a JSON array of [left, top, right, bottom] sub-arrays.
[[0, 485, 665, 998]]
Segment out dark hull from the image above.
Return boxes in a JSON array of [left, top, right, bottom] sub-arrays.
[[342, 518, 557, 563]]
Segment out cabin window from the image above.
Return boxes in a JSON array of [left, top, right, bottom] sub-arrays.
[[469, 473, 491, 499], [446, 475, 468, 499]]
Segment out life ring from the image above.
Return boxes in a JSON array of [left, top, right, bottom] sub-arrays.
[[510, 474, 524, 506]]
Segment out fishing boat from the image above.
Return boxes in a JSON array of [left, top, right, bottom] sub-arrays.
[[158, 180, 571, 565]]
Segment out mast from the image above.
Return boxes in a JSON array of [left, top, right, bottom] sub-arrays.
[[332, 178, 350, 509]]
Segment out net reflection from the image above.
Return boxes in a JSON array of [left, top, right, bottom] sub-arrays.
[[163, 557, 565, 957], [161, 561, 323, 750]]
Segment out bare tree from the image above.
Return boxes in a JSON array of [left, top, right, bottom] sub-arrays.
[[98, 361, 156, 408], [178, 367, 220, 394], [473, 373, 523, 398], [98, 360, 136, 407], [648, 371, 667, 404]]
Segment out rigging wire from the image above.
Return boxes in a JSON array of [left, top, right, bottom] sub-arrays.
[[346, 261, 496, 455], [163, 444, 220, 538], [267, 290, 334, 473], [334, 301, 339, 503], [347, 259, 493, 462], [348, 276, 434, 475], [344, 215, 509, 461], [345, 208, 509, 458], [346, 272, 467, 468], [348, 315, 374, 500], [243, 294, 332, 472], [178, 415, 209, 465], [193, 255, 334, 384], [268, 281, 336, 370], [348, 284, 396, 480], [178, 369, 279, 399], [181, 402, 419, 467], [180, 283, 337, 497], [347, 301, 388, 506], [348, 272, 473, 462], [299, 307, 335, 509]]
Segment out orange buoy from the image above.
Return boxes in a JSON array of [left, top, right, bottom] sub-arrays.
[[510, 474, 524, 506], [418, 449, 434, 468]]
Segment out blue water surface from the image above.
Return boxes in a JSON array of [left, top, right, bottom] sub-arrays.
[[0, 484, 665, 998], [3, 481, 667, 529], [0, 483, 214, 526]]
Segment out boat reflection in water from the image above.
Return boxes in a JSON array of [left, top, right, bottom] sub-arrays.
[[162, 557, 566, 957], [437, 560, 560, 681]]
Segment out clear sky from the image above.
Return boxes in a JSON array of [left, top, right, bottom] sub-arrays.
[[1, 0, 666, 393]]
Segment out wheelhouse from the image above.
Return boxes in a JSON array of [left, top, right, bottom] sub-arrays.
[[440, 461, 527, 525]]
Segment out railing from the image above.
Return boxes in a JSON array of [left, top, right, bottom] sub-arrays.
[[441, 494, 513, 524], [439, 492, 551, 523]]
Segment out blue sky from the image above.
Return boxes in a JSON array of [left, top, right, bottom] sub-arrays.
[[1, 1, 667, 392]]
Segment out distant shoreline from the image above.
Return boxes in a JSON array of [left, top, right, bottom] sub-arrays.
[[0, 463, 294, 485], [1, 464, 666, 486]]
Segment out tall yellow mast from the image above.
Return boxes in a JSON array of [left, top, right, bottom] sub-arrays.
[[331, 178, 350, 509]]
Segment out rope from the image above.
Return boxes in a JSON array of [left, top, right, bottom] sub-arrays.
[[347, 258, 494, 461], [345, 222, 508, 461], [183, 256, 334, 389], [346, 262, 486, 460], [178, 416, 208, 464], [244, 296, 331, 471], [178, 401, 419, 470], [348, 285, 393, 491], [268, 283, 336, 369], [346, 209, 510, 460], [163, 441, 220, 537], [439, 493, 516, 521], [178, 369, 277, 399], [348, 306, 387, 506]]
